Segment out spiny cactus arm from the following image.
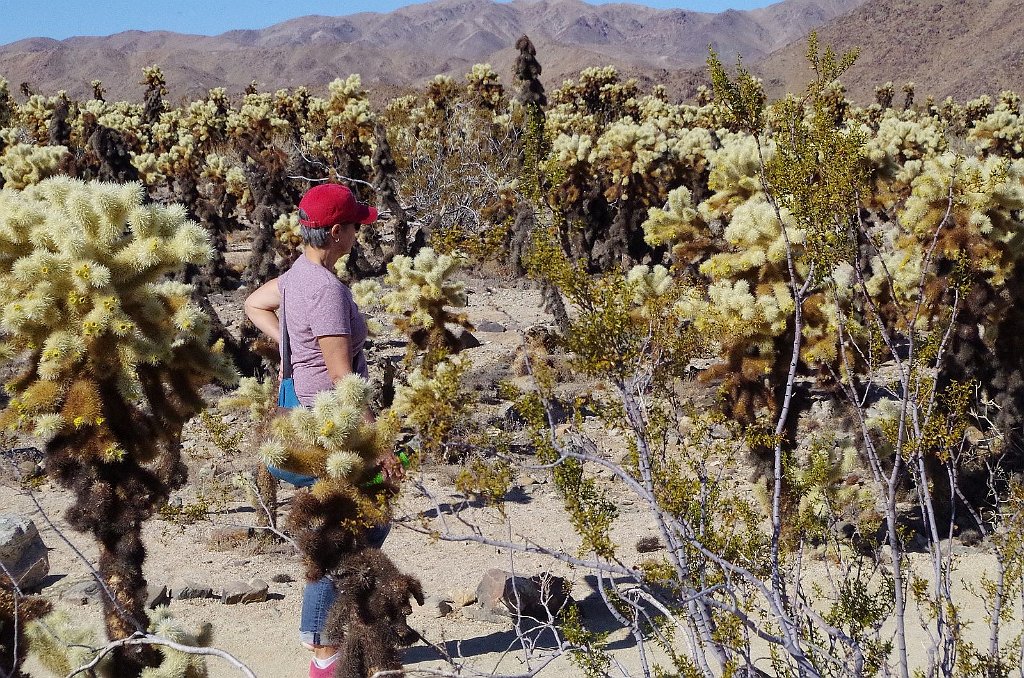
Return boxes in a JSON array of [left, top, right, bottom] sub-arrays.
[[259, 376, 391, 482], [138, 608, 211, 678], [24, 609, 107, 677], [0, 144, 69, 190], [218, 376, 277, 423], [63, 632, 252, 678]]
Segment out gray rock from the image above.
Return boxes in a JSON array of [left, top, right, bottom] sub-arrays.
[[270, 573, 294, 584], [0, 515, 50, 590], [424, 595, 455, 618], [174, 582, 214, 600], [61, 579, 102, 605], [241, 579, 269, 604], [476, 320, 506, 333], [146, 584, 170, 609], [462, 603, 514, 626], [455, 328, 481, 350], [475, 568, 570, 620], [221, 581, 251, 605]]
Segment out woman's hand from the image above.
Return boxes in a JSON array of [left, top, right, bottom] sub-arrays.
[[377, 452, 406, 483]]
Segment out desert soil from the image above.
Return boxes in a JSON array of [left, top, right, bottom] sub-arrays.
[[2, 276, 1010, 677]]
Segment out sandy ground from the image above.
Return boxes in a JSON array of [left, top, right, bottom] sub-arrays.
[[3, 277, 1018, 677]]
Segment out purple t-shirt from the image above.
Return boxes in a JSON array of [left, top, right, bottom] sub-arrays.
[[278, 255, 368, 406]]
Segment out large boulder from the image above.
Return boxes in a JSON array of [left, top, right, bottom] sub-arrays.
[[475, 568, 570, 621], [0, 515, 49, 591]]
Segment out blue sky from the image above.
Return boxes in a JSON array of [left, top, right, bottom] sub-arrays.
[[1, 0, 776, 45]]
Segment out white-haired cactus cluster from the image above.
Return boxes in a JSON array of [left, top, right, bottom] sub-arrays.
[[257, 375, 399, 498], [0, 143, 68, 189], [382, 247, 471, 361], [0, 176, 234, 449], [25, 607, 212, 678]]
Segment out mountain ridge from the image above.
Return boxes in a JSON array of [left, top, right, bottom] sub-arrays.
[[0, 0, 863, 102]]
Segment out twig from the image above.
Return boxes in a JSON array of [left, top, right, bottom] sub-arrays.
[[64, 631, 257, 678]]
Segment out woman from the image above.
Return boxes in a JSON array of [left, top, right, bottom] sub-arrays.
[[244, 183, 403, 678]]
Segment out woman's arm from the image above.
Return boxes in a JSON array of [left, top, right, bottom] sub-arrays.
[[319, 334, 354, 384], [244, 278, 281, 344], [319, 334, 372, 422]]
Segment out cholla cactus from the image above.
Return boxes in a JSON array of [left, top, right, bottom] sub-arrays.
[[0, 144, 69, 189], [260, 375, 400, 579], [1, 584, 52, 677], [0, 78, 12, 129], [141, 65, 167, 126], [272, 211, 301, 249], [259, 375, 397, 490], [24, 607, 212, 678], [465, 63, 504, 111], [22, 609, 98, 676], [392, 356, 473, 461], [219, 376, 276, 425], [969, 106, 1024, 158], [0, 177, 234, 672], [383, 247, 472, 363], [642, 185, 713, 267]]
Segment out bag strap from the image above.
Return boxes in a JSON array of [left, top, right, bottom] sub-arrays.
[[280, 286, 293, 379]]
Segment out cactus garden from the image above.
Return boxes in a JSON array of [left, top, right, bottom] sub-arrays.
[[1, 28, 1024, 678]]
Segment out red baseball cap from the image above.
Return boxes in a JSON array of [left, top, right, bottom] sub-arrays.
[[297, 184, 378, 229]]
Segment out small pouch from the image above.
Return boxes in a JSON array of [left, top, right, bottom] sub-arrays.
[[276, 376, 301, 413]]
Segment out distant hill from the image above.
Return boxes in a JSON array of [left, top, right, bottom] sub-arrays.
[[0, 0, 864, 103], [755, 0, 1024, 101]]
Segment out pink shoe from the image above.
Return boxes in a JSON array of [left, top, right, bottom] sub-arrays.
[[309, 655, 338, 678]]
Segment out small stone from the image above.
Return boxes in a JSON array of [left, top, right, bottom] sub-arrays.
[[270, 573, 294, 584], [448, 587, 477, 608], [240, 579, 269, 604], [959, 528, 982, 547], [476, 320, 506, 333], [17, 461, 38, 479], [227, 558, 251, 567], [174, 582, 214, 600], [221, 581, 251, 605], [424, 595, 455, 618], [455, 328, 481, 350], [635, 536, 663, 553], [0, 515, 50, 590], [146, 584, 170, 609], [61, 579, 101, 605]]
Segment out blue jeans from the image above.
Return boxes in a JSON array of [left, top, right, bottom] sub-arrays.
[[298, 523, 391, 646]]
